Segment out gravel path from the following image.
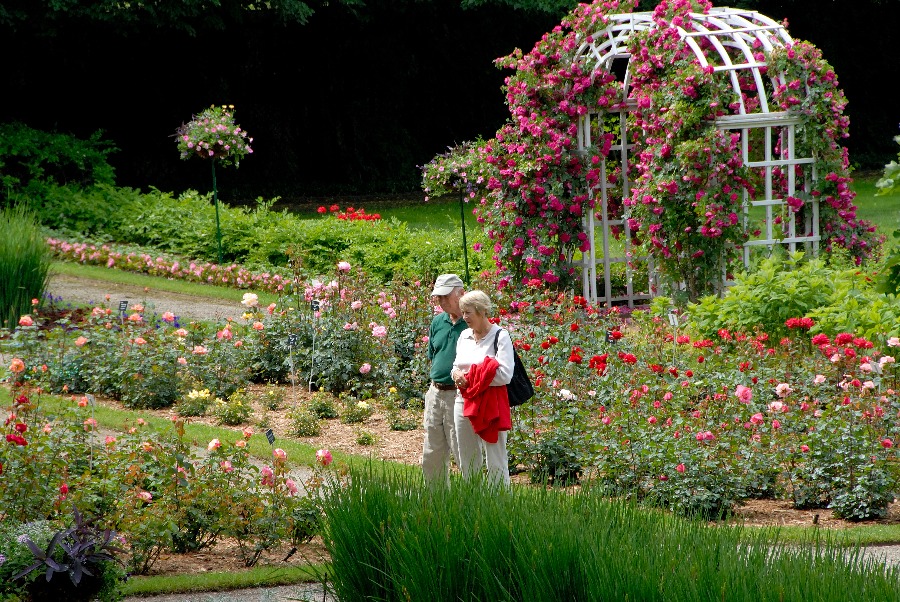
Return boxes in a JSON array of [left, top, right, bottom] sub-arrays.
[[47, 273, 244, 323], [125, 583, 335, 602]]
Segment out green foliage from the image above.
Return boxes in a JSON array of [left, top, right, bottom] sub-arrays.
[[287, 407, 322, 437], [0, 123, 116, 205], [29, 184, 144, 238], [355, 430, 376, 445], [321, 465, 900, 601], [875, 134, 900, 197], [339, 398, 373, 425], [35, 184, 490, 281], [0, 205, 50, 330], [877, 229, 900, 296], [174, 389, 213, 417], [306, 392, 339, 420], [211, 390, 254, 426], [260, 386, 284, 411], [382, 388, 421, 431], [0, 0, 317, 35], [689, 252, 900, 341]]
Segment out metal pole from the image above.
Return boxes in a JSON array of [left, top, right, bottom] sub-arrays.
[[460, 187, 470, 285], [212, 159, 223, 264]]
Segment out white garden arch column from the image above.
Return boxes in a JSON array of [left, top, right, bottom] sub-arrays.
[[573, 8, 820, 307]]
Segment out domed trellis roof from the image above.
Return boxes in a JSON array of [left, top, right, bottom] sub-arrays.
[[574, 8, 794, 118]]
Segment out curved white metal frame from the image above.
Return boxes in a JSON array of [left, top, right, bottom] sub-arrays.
[[574, 7, 820, 307]]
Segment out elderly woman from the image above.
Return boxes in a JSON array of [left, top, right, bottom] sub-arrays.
[[450, 290, 514, 486]]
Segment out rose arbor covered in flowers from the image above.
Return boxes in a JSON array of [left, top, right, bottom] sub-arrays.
[[424, 1, 876, 305], [574, 5, 860, 305]]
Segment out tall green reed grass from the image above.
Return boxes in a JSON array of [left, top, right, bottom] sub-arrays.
[[320, 465, 900, 601], [0, 205, 50, 329]]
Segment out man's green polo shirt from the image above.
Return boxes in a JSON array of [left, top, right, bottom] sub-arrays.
[[428, 312, 467, 385]]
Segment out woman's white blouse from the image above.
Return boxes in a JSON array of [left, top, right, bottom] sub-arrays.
[[453, 323, 514, 388]]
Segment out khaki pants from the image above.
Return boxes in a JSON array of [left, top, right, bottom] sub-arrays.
[[421, 384, 460, 486]]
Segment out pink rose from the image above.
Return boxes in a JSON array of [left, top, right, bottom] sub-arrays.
[[359, 363, 372, 374], [18, 315, 33, 327], [207, 438, 221, 451], [316, 448, 333, 466]]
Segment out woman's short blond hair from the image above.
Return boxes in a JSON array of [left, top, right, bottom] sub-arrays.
[[458, 290, 492, 317]]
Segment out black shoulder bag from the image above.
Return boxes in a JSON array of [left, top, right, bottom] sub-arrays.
[[493, 329, 534, 407]]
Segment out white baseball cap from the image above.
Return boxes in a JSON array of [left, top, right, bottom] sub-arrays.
[[431, 274, 464, 296]]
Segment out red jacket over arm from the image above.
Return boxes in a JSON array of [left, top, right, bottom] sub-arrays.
[[460, 356, 512, 443]]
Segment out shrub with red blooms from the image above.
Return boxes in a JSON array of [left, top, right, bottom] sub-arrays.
[[317, 205, 381, 222]]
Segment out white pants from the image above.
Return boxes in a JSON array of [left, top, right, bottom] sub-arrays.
[[454, 398, 510, 487], [421, 385, 460, 486]]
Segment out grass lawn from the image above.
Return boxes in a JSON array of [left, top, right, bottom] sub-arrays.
[[853, 173, 900, 238]]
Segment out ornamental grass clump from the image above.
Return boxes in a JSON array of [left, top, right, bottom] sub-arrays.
[[0, 205, 50, 330], [320, 465, 900, 602]]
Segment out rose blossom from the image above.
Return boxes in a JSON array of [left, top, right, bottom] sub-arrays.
[[241, 293, 259, 307], [18, 315, 33, 327], [775, 383, 792, 397], [9, 358, 24, 373], [813, 374, 826, 384], [351, 300, 363, 310], [161, 311, 176, 323], [285, 479, 299, 495], [359, 363, 372, 374], [316, 448, 333, 466], [273, 448, 287, 463], [735, 385, 752, 403], [220, 460, 234, 473], [207, 438, 221, 451], [337, 261, 351, 272], [137, 491, 153, 502]]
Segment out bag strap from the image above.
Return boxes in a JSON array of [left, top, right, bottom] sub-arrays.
[[492, 328, 501, 356]]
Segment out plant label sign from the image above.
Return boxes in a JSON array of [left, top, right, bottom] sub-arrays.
[[265, 428, 276, 445], [310, 300, 320, 312], [286, 334, 299, 349], [118, 300, 129, 314]]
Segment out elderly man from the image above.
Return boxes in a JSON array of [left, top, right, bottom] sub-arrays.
[[422, 273, 467, 486]]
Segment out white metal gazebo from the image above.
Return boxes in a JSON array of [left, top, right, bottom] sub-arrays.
[[574, 8, 821, 307]]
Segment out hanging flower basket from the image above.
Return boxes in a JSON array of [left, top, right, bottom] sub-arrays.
[[175, 105, 253, 168]]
